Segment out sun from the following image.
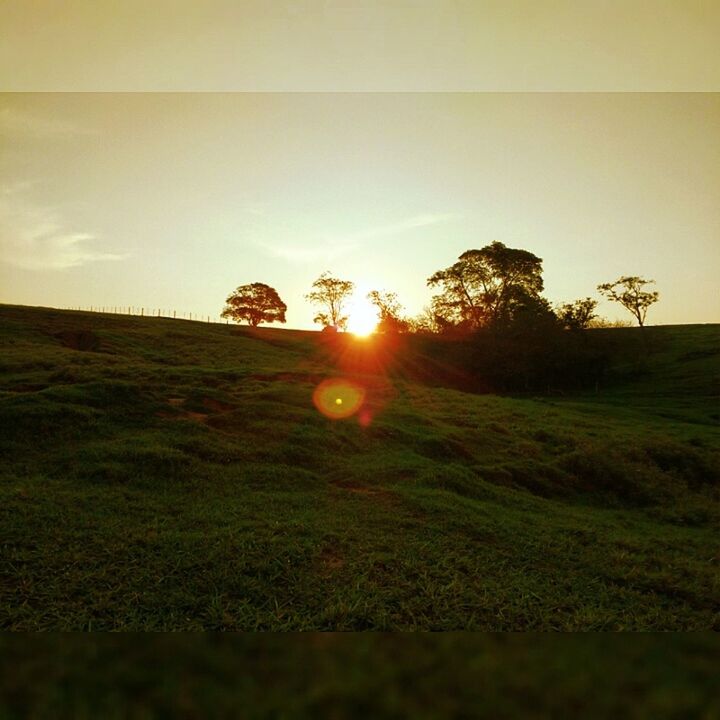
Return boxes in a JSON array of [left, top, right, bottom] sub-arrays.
[[345, 293, 379, 337]]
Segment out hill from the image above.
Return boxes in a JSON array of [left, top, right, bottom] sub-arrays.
[[1, 304, 718, 630]]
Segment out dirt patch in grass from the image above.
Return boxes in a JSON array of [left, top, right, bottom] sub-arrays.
[[318, 547, 345, 574]]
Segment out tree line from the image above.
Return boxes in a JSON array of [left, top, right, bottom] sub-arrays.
[[221, 241, 659, 334]]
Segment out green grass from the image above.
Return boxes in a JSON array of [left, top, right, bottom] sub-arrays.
[[1, 304, 719, 630]]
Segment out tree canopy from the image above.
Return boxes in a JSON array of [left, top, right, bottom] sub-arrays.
[[597, 276, 659, 328], [305, 272, 354, 330], [221, 283, 287, 327], [221, 247, 660, 340], [367, 290, 409, 333], [557, 297, 598, 330], [427, 241, 544, 329]]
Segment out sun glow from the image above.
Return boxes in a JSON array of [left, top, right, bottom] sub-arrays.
[[345, 293, 379, 337]]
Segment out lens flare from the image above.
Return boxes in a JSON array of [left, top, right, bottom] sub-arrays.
[[313, 378, 365, 419]]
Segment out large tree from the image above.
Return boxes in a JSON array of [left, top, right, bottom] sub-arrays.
[[221, 282, 287, 327], [427, 241, 544, 329], [597, 276, 659, 328], [305, 272, 354, 330]]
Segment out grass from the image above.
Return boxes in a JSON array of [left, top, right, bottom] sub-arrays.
[[1, 304, 719, 630]]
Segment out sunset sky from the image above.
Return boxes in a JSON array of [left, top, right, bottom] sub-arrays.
[[1, 1, 719, 329], [1, 92, 718, 328], [2, 1, 719, 91]]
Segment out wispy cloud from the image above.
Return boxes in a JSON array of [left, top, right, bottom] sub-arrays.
[[0, 106, 98, 139], [258, 212, 458, 263], [339, 212, 459, 242], [0, 184, 126, 271]]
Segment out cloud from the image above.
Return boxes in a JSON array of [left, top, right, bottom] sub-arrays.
[[0, 106, 98, 139], [258, 212, 458, 263], [0, 185, 126, 270], [343, 212, 460, 242]]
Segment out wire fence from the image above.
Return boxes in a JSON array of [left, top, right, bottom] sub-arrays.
[[61, 306, 230, 324]]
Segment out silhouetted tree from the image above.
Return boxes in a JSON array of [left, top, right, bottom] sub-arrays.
[[597, 276, 659, 328], [367, 290, 409, 333], [221, 283, 287, 327], [557, 297, 598, 330], [305, 272, 354, 330], [469, 295, 611, 392], [407, 306, 442, 335], [427, 241, 544, 330]]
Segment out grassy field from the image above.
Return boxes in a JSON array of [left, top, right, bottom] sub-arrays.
[[1, 304, 719, 630]]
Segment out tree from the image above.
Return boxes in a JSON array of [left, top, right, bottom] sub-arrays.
[[557, 297, 598, 330], [597, 276, 659, 328], [367, 290, 409, 333], [427, 241, 544, 330], [221, 282, 287, 327], [407, 306, 442, 335], [305, 272, 354, 330]]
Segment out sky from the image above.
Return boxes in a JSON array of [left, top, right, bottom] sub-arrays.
[[1, 92, 718, 328], [1, 2, 719, 328], [2, 1, 719, 91]]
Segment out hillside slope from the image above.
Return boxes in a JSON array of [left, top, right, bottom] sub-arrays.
[[1, 305, 719, 630]]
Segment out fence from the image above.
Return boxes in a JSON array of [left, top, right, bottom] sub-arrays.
[[61, 306, 230, 324]]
